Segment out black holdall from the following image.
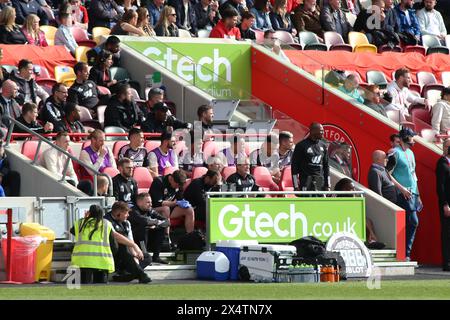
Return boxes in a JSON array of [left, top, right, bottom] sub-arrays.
[[176, 230, 206, 251]]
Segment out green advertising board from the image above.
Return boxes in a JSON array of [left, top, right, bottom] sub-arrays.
[[124, 40, 251, 99], [208, 198, 366, 243]]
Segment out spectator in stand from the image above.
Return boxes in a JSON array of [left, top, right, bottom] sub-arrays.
[[249, 134, 279, 181], [0, 141, 20, 196], [116, 0, 138, 13], [0, 6, 27, 44], [169, 0, 198, 36], [386, 67, 429, 122], [13, 102, 54, 134], [320, 0, 352, 42], [329, 142, 353, 178], [149, 169, 195, 234], [87, 36, 121, 67], [277, 131, 294, 171], [11, 0, 48, 25], [394, 0, 421, 45], [111, 9, 146, 36], [21, 14, 48, 46], [338, 74, 364, 104], [40, 83, 68, 132], [129, 193, 170, 265], [291, 122, 330, 192], [118, 128, 149, 167], [194, 0, 220, 31], [69, 62, 104, 117], [142, 102, 191, 133], [0, 80, 21, 128], [179, 131, 205, 176], [353, 0, 400, 47], [184, 169, 222, 223], [416, 0, 446, 44], [69, 0, 89, 30], [89, 51, 119, 94], [79, 129, 116, 180], [112, 157, 138, 207], [219, 0, 247, 18], [226, 156, 260, 192], [250, 0, 272, 31], [10, 59, 49, 105], [62, 102, 85, 138], [104, 83, 144, 131], [431, 87, 450, 134], [136, 7, 156, 36], [270, 0, 297, 36], [0, 48, 9, 87], [209, 8, 241, 39], [0, 0, 12, 10], [368, 149, 398, 204], [155, 6, 180, 37], [218, 135, 247, 166], [364, 84, 387, 117], [104, 201, 152, 283], [142, 87, 164, 117], [263, 29, 291, 61], [56, 11, 82, 55], [436, 138, 450, 271], [87, 0, 121, 32], [40, 131, 79, 186], [292, 0, 323, 39], [147, 0, 165, 27], [206, 155, 225, 172], [148, 131, 178, 177], [197, 104, 214, 138], [383, 0, 401, 34], [238, 11, 256, 40]]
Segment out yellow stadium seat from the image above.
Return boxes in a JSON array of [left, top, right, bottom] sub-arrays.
[[75, 46, 90, 63], [40, 25, 58, 46], [348, 32, 378, 53], [92, 27, 111, 44], [54, 65, 76, 86]]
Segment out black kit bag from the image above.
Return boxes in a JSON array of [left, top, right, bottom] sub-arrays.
[[176, 230, 206, 251]]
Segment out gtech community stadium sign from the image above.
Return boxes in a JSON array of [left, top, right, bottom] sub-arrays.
[[208, 198, 366, 243]]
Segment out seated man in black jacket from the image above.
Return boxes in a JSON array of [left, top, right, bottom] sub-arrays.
[[39, 83, 68, 132], [129, 192, 170, 264], [104, 201, 152, 283], [112, 157, 138, 207], [142, 102, 191, 133], [13, 102, 53, 136], [149, 170, 195, 234], [104, 83, 144, 131], [226, 156, 260, 193], [183, 169, 222, 223]]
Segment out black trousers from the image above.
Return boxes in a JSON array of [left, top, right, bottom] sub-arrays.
[[147, 228, 165, 258], [3, 170, 20, 196], [114, 245, 149, 280], [80, 268, 108, 284], [440, 210, 450, 268]]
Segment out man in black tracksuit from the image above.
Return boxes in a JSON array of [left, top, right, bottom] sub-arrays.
[[112, 158, 138, 207], [104, 201, 152, 283], [39, 83, 68, 132], [291, 122, 330, 192], [128, 193, 170, 264], [436, 139, 450, 271]]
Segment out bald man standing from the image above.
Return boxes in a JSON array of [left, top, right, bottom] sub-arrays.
[[368, 150, 398, 204]]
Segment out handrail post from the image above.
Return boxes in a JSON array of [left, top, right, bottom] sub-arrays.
[[32, 140, 43, 165], [5, 122, 14, 147], [93, 174, 98, 197], [60, 157, 71, 183]]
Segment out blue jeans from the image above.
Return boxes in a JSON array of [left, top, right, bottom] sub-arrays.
[[398, 193, 420, 258]]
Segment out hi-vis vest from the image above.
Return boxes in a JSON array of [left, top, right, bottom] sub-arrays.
[[71, 218, 115, 273]]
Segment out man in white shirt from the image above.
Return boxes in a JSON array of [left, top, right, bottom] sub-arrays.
[[416, 0, 447, 42], [386, 67, 429, 122], [432, 87, 450, 134], [40, 131, 79, 186]]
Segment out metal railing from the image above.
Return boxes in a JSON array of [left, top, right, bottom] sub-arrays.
[[3, 116, 113, 196]]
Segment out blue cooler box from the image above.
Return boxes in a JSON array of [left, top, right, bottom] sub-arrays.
[[216, 240, 258, 280], [196, 251, 230, 281]]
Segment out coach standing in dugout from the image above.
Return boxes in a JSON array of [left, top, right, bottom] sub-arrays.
[[436, 139, 450, 271], [291, 122, 330, 192]]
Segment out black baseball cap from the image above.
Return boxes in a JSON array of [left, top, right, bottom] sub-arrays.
[[399, 127, 417, 139], [153, 102, 169, 112]]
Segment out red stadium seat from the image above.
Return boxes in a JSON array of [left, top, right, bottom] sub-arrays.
[[21, 141, 42, 160], [144, 140, 161, 152], [280, 166, 294, 191], [163, 166, 176, 176], [70, 26, 96, 47], [133, 167, 153, 192], [112, 141, 129, 160], [202, 140, 219, 159], [221, 166, 236, 180], [410, 106, 432, 133], [192, 166, 208, 179], [101, 166, 119, 178], [404, 45, 426, 55], [253, 166, 279, 192]]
